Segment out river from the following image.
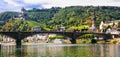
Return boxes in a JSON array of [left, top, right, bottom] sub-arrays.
[[0, 44, 120, 57]]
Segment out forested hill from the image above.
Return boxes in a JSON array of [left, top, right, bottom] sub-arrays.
[[0, 7, 61, 28], [0, 6, 120, 31], [25, 7, 61, 22], [48, 6, 120, 27]]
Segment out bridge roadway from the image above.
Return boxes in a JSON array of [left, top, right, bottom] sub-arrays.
[[0, 31, 115, 47]]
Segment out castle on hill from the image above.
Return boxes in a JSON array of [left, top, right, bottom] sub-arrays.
[[12, 7, 28, 20], [18, 7, 28, 20]]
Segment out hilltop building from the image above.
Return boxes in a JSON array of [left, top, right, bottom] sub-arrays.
[[34, 26, 41, 32], [18, 7, 28, 20], [12, 7, 28, 20]]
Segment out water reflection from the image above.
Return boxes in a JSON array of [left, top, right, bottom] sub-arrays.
[[0, 44, 120, 57]]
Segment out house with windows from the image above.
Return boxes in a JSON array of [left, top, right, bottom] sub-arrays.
[[58, 26, 65, 32], [34, 26, 41, 32], [99, 20, 120, 33]]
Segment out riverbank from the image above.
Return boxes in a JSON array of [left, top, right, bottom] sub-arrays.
[[0, 38, 120, 45], [76, 39, 120, 44]]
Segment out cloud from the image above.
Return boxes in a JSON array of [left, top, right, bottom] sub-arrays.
[[23, 0, 120, 8], [0, 0, 120, 12], [0, 0, 42, 12], [4, 0, 23, 6], [114, 0, 120, 2]]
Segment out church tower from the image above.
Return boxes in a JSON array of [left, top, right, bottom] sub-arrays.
[[91, 10, 96, 30], [88, 10, 97, 32], [88, 9, 97, 32]]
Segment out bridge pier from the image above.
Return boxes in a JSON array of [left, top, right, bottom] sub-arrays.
[[70, 32, 76, 44], [103, 34, 112, 42], [70, 38, 76, 44], [16, 32, 22, 48], [16, 39, 22, 48]]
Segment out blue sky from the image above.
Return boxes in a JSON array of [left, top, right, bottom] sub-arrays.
[[0, 0, 120, 12]]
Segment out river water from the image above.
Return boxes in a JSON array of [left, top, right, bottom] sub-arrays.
[[0, 44, 120, 57]]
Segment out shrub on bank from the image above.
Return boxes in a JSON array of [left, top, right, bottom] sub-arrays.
[[49, 35, 64, 40], [0, 38, 3, 42], [111, 40, 119, 44], [76, 39, 91, 44], [76, 39, 119, 44]]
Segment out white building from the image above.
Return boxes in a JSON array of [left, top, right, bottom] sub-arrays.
[[99, 20, 120, 29], [110, 30, 120, 34], [99, 20, 120, 32], [34, 26, 41, 32], [59, 26, 65, 32]]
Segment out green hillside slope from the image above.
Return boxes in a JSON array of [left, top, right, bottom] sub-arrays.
[[0, 6, 120, 31]]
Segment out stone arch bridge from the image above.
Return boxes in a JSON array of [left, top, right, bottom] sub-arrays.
[[0, 32, 116, 46]]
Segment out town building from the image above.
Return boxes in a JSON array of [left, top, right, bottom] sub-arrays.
[[58, 25, 65, 32], [34, 26, 41, 32], [99, 20, 120, 33]]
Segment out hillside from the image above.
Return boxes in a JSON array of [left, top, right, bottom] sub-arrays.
[[1, 19, 51, 32], [0, 12, 18, 28], [26, 20, 50, 31], [48, 6, 120, 30], [25, 7, 61, 22], [0, 7, 60, 28], [1, 19, 33, 32], [0, 6, 120, 31]]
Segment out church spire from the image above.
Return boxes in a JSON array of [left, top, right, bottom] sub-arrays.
[[91, 9, 96, 32]]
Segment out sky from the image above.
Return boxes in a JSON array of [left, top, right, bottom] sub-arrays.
[[0, 0, 120, 12]]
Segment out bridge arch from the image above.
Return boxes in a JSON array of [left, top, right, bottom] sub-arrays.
[[78, 33, 113, 41], [0, 34, 16, 44], [22, 33, 73, 44]]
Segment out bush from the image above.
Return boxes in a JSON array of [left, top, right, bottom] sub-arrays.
[[0, 38, 3, 42], [79, 34, 95, 39], [112, 40, 118, 44], [76, 39, 91, 44], [82, 40, 86, 43], [49, 35, 64, 40], [91, 39, 97, 44]]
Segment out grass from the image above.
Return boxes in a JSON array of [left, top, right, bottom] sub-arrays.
[[26, 20, 42, 26], [76, 39, 91, 44], [26, 20, 51, 31], [76, 39, 120, 44]]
